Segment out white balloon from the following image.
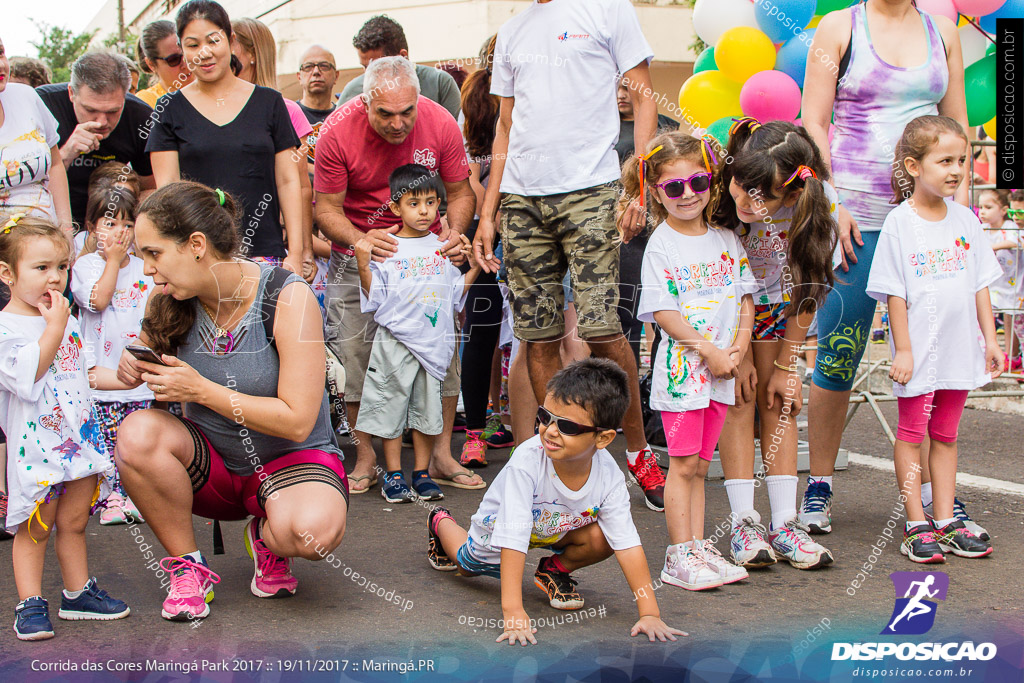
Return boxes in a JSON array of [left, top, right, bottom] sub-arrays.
[[959, 24, 991, 68], [693, 0, 760, 47]]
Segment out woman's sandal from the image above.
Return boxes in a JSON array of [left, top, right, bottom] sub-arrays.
[[432, 470, 486, 490], [346, 474, 378, 495]]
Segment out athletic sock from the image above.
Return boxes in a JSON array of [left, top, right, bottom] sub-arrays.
[[724, 479, 756, 525], [181, 550, 204, 565], [933, 517, 957, 529], [906, 521, 929, 532], [767, 475, 799, 530], [807, 475, 833, 489], [920, 482, 933, 508], [62, 583, 87, 600], [543, 555, 571, 574], [626, 449, 643, 466]]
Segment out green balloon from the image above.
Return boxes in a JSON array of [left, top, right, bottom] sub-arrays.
[[816, 0, 855, 15], [694, 47, 717, 74], [965, 55, 996, 126], [986, 42, 996, 57], [706, 116, 733, 147]]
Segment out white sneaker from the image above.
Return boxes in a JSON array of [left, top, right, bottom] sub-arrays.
[[730, 512, 777, 568], [769, 518, 834, 570], [660, 543, 724, 591], [699, 539, 748, 584]]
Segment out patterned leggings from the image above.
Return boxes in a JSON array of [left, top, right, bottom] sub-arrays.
[[90, 400, 154, 498]]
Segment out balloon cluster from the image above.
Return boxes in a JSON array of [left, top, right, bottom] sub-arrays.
[[681, 0, 1008, 146]]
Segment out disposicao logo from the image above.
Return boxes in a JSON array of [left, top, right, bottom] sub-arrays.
[[831, 572, 997, 662]]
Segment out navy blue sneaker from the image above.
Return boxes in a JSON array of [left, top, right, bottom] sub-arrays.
[[381, 471, 415, 503], [58, 578, 130, 620], [14, 596, 54, 640], [411, 470, 444, 501]]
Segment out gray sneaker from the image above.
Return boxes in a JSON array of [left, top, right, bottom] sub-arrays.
[[798, 480, 833, 534], [924, 498, 989, 542]]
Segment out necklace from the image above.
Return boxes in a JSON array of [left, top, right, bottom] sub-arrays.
[[200, 300, 236, 355]]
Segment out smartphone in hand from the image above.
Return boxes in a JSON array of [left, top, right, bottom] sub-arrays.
[[125, 345, 167, 366]]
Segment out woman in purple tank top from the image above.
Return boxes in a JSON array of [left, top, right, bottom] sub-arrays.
[[797, 0, 968, 533]]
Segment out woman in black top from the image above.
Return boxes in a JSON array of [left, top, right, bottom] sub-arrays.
[[145, 0, 305, 276]]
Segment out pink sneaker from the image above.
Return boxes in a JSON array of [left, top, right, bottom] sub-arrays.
[[159, 556, 220, 621], [243, 518, 298, 598], [98, 494, 128, 526]]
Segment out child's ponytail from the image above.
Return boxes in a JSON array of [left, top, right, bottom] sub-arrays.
[[786, 171, 838, 314]]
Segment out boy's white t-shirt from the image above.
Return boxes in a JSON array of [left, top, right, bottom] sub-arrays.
[[985, 220, 1023, 310], [0, 313, 112, 527], [741, 181, 843, 305], [491, 0, 653, 195], [360, 234, 466, 381], [70, 252, 154, 402], [466, 434, 642, 565], [0, 83, 60, 221], [866, 201, 1003, 398], [638, 223, 760, 411]]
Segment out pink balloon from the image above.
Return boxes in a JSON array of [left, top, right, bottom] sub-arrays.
[[740, 71, 801, 122], [917, 0, 959, 21], [952, 0, 1006, 15]]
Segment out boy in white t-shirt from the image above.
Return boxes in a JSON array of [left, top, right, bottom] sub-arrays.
[[426, 359, 686, 646], [355, 164, 480, 504]]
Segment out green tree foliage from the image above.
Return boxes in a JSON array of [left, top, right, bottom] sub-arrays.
[[31, 21, 97, 83]]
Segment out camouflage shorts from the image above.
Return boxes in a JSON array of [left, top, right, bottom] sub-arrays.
[[500, 183, 622, 341]]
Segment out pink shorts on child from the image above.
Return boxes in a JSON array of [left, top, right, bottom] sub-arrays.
[[661, 401, 729, 461], [895, 390, 969, 445]]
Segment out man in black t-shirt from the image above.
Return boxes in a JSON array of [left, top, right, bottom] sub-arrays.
[[295, 45, 339, 174], [36, 52, 155, 228]]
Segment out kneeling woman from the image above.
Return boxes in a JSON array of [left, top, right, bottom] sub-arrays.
[[115, 182, 347, 621]]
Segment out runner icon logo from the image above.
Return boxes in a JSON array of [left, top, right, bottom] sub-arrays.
[[882, 571, 949, 636]]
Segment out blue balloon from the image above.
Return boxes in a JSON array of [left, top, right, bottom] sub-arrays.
[[980, 0, 1023, 34], [775, 29, 815, 88], [755, 0, 817, 44]]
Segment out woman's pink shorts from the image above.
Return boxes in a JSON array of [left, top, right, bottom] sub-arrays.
[[661, 401, 729, 461]]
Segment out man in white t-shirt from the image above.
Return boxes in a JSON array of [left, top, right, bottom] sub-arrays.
[[471, 0, 664, 511]]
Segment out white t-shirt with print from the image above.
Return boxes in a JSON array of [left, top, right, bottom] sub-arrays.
[[0, 83, 60, 221], [70, 252, 154, 402], [491, 0, 653, 195], [741, 181, 843, 305], [638, 223, 760, 411], [0, 313, 112, 527], [866, 201, 1003, 398], [465, 434, 641, 565], [360, 234, 466, 381], [985, 220, 1022, 310]]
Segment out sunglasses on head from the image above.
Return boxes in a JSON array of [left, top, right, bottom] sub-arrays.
[[155, 52, 184, 67], [536, 406, 607, 436], [653, 172, 712, 198]]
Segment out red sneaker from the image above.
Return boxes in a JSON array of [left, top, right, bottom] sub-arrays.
[[459, 430, 488, 468], [627, 449, 665, 512], [243, 519, 298, 598]]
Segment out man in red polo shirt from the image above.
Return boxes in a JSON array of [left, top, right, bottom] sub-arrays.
[[315, 56, 482, 494]]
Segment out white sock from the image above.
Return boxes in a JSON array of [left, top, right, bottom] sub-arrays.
[[934, 517, 957, 529], [626, 449, 646, 466], [920, 482, 933, 508], [807, 475, 833, 489], [724, 479, 756, 525], [906, 521, 928, 532], [181, 550, 204, 565], [62, 583, 88, 600], [767, 475, 799, 530]]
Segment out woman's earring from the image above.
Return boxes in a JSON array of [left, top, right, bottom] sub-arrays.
[[195, 254, 201, 261]]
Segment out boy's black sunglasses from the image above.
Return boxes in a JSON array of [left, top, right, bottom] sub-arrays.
[[536, 406, 607, 436]]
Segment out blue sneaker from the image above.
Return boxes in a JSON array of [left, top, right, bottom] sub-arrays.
[[798, 480, 833, 534], [411, 470, 444, 501], [381, 471, 416, 503], [14, 596, 54, 640], [58, 578, 130, 621]]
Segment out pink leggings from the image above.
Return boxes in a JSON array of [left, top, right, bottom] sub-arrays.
[[895, 390, 969, 444], [661, 401, 729, 461]]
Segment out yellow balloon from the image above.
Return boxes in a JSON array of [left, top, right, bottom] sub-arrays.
[[716, 26, 777, 83], [983, 117, 997, 140], [807, 15, 822, 28], [958, 15, 968, 27], [678, 70, 744, 129]]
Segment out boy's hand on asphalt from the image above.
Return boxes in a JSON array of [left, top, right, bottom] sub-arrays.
[[497, 609, 537, 646], [630, 616, 688, 642]]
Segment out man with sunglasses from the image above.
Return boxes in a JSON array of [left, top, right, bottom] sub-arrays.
[[296, 46, 340, 172], [472, 0, 665, 512], [36, 52, 155, 229]]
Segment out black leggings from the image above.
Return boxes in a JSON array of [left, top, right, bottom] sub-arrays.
[[460, 270, 503, 431]]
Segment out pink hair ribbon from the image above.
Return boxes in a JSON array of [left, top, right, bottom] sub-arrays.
[[783, 165, 817, 186]]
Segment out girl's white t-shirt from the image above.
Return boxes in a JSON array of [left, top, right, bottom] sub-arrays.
[[866, 201, 1003, 398], [638, 223, 760, 411], [984, 220, 1022, 310], [0, 313, 111, 527], [740, 181, 843, 305], [0, 83, 61, 222], [70, 252, 154, 402], [466, 434, 642, 565]]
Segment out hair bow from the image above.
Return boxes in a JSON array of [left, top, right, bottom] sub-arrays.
[[1, 213, 25, 235], [783, 165, 817, 186]]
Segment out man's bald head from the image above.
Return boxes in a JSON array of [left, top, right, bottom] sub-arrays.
[[298, 45, 339, 97]]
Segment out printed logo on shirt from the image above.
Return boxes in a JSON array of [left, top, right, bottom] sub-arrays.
[[745, 229, 787, 261], [666, 253, 738, 293], [413, 148, 437, 169], [54, 332, 83, 373], [556, 31, 592, 41], [395, 251, 446, 279], [530, 502, 600, 544], [38, 403, 66, 435], [909, 238, 969, 278], [110, 280, 148, 309], [305, 121, 323, 162]]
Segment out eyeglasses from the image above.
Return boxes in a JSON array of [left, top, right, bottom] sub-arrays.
[[536, 406, 606, 436], [653, 172, 713, 198], [155, 53, 184, 67], [299, 62, 335, 73], [1008, 208, 1024, 219]]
